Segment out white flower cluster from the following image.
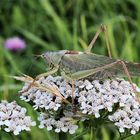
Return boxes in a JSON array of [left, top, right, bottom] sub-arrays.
[[0, 100, 36, 135], [38, 113, 78, 134], [78, 79, 137, 115], [20, 76, 78, 111], [19, 75, 140, 135], [78, 78, 140, 135], [109, 108, 140, 135]]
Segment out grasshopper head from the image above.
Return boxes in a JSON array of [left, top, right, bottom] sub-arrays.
[[41, 50, 67, 67]]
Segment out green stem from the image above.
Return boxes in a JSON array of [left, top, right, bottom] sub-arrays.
[[54, 133, 59, 140], [8, 133, 15, 140], [120, 134, 133, 140], [90, 126, 96, 140]]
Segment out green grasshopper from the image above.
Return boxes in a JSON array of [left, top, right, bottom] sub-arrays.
[[22, 24, 140, 102]]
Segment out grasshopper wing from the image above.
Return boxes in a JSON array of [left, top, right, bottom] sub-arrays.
[[62, 53, 140, 78]]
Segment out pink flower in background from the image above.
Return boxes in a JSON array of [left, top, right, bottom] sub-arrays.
[[4, 37, 26, 51]]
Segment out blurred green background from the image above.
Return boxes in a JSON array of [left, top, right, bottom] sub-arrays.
[[0, 0, 140, 139]]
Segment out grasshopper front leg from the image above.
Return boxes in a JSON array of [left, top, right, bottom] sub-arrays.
[[20, 67, 59, 93], [35, 66, 59, 80], [85, 24, 112, 58], [61, 71, 75, 105]]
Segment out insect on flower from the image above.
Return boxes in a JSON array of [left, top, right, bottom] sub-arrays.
[[21, 24, 140, 103]]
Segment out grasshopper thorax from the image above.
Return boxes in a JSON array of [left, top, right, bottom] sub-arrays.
[[42, 50, 67, 67]]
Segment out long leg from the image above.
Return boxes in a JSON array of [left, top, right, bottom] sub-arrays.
[[61, 72, 75, 105], [67, 60, 139, 102], [85, 24, 112, 58], [119, 61, 139, 102], [119, 61, 136, 92], [35, 67, 59, 79], [62, 61, 119, 105], [20, 67, 59, 93], [72, 80, 75, 105], [70, 61, 120, 80]]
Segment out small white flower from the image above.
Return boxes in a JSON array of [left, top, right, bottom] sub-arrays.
[[39, 124, 45, 129], [69, 129, 76, 134], [131, 130, 136, 135], [136, 87, 140, 92], [4, 128, 10, 132], [119, 127, 125, 133], [61, 127, 68, 132], [47, 126, 53, 131], [13, 130, 20, 135], [4, 120, 11, 126], [86, 84, 93, 90], [95, 112, 100, 118], [55, 128, 61, 133], [69, 125, 78, 134], [31, 121, 36, 126]]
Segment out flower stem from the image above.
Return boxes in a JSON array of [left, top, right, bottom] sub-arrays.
[[90, 126, 96, 140], [54, 133, 60, 140]]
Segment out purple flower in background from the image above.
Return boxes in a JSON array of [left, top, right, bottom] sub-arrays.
[[4, 37, 26, 52]]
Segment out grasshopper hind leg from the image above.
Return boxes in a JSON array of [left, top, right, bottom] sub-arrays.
[[85, 24, 112, 58], [69, 60, 140, 103], [91, 70, 115, 81]]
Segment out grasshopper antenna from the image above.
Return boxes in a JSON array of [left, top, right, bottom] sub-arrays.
[[25, 54, 44, 75]]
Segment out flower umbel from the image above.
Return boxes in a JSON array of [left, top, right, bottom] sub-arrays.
[[0, 100, 36, 135], [17, 75, 140, 137], [38, 113, 78, 134]]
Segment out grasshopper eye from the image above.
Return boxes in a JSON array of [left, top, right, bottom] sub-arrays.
[[41, 53, 45, 58]]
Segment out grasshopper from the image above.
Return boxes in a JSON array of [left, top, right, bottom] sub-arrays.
[[22, 24, 140, 103]]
